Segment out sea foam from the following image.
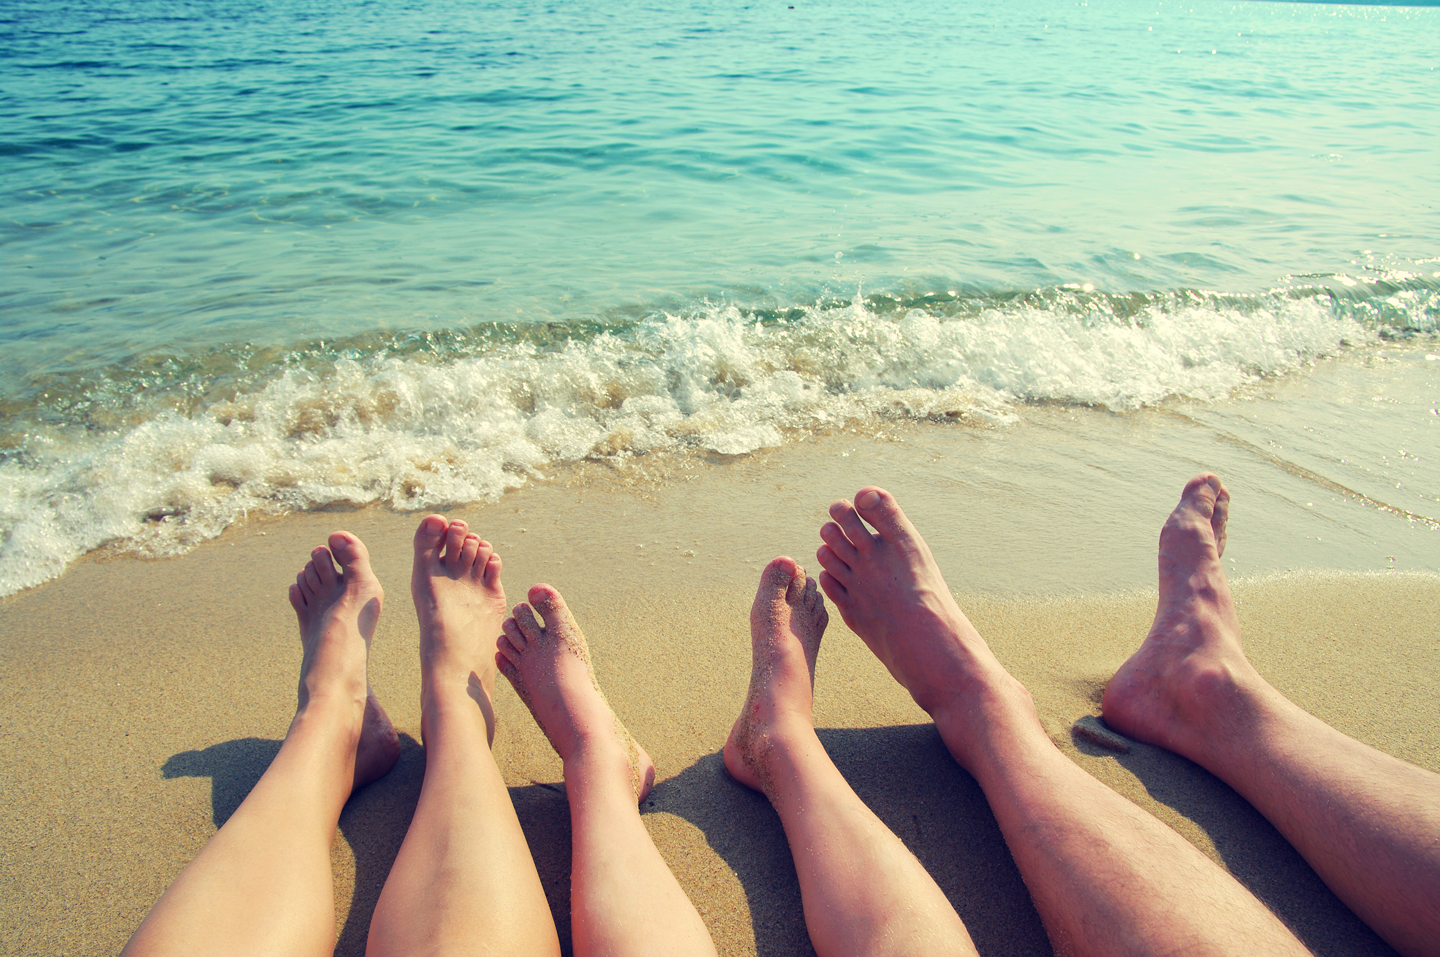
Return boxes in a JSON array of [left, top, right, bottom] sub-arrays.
[[0, 285, 1406, 596]]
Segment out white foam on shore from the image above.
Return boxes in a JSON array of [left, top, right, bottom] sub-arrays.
[[0, 289, 1394, 597]]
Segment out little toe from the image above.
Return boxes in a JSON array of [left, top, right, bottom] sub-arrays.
[[288, 582, 304, 612]]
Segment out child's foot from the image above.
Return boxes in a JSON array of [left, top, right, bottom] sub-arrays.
[[498, 585, 656, 801], [1102, 474, 1261, 759], [411, 515, 508, 744], [288, 532, 400, 790], [723, 557, 828, 798]]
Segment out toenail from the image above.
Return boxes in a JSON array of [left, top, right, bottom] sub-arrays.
[[856, 489, 880, 509]]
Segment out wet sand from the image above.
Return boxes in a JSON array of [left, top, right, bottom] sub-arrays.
[[1, 403, 1437, 957]]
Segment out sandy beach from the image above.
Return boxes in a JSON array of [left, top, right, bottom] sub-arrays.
[[2, 397, 1437, 957]]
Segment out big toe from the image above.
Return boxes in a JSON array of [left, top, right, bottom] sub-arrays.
[[853, 486, 911, 540], [413, 514, 448, 563], [528, 583, 572, 628], [329, 532, 375, 581], [759, 556, 802, 596]]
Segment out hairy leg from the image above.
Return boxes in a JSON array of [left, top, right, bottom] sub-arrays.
[[817, 488, 1309, 957], [725, 557, 977, 957], [123, 533, 400, 957], [1103, 474, 1440, 957], [498, 584, 714, 957], [366, 517, 558, 957]]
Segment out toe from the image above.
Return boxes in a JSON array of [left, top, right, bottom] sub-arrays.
[[458, 533, 480, 574], [502, 616, 529, 652], [481, 551, 502, 588], [829, 499, 875, 550], [815, 544, 853, 585], [288, 582, 304, 612], [819, 521, 860, 566], [527, 584, 570, 628], [313, 546, 338, 587], [760, 556, 799, 595], [303, 560, 324, 594], [328, 531, 373, 580], [512, 603, 546, 642], [414, 514, 448, 563], [443, 521, 469, 572], [498, 631, 524, 665], [818, 570, 849, 606], [853, 486, 911, 542]]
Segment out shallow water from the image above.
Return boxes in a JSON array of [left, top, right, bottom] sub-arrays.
[[1, 0, 1437, 595]]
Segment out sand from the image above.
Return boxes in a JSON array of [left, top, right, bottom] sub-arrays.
[[2, 409, 1437, 957]]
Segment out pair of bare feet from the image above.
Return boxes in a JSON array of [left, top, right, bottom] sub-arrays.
[[723, 474, 1240, 793], [287, 515, 656, 817]]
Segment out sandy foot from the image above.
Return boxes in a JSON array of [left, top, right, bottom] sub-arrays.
[[411, 514, 509, 745], [287, 531, 400, 790], [723, 557, 828, 798], [498, 584, 656, 801], [1101, 474, 1258, 758]]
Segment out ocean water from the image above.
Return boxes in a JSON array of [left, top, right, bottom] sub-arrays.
[[1, 0, 1437, 597]]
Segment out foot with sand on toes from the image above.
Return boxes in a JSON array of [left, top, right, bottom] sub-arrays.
[[499, 584, 714, 957], [123, 533, 400, 957], [815, 486, 1312, 957], [1103, 474, 1440, 957], [288, 532, 402, 789], [726, 557, 979, 957]]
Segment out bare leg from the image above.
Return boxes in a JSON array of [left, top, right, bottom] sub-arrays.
[[497, 584, 715, 957], [123, 533, 400, 957], [724, 557, 977, 957], [366, 517, 559, 957], [1103, 474, 1440, 957], [816, 488, 1309, 957]]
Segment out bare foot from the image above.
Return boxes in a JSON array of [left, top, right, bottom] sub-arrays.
[[1102, 474, 1262, 759], [723, 557, 828, 798], [498, 585, 656, 801], [287, 532, 400, 790], [814, 488, 1028, 741], [411, 515, 508, 744]]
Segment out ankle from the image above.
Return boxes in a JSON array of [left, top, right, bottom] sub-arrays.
[[931, 678, 1046, 775]]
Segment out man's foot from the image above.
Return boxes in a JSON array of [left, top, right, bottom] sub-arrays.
[[288, 532, 400, 790], [723, 557, 828, 798], [814, 488, 1031, 763], [498, 585, 656, 800], [412, 515, 508, 744], [1102, 474, 1262, 759]]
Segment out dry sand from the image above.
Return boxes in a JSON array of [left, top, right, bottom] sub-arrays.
[[2, 417, 1437, 957]]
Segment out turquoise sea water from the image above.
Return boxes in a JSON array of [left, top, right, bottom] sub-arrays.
[[2, 0, 1437, 595]]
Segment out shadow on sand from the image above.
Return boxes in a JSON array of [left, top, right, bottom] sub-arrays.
[[163, 722, 1394, 957]]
